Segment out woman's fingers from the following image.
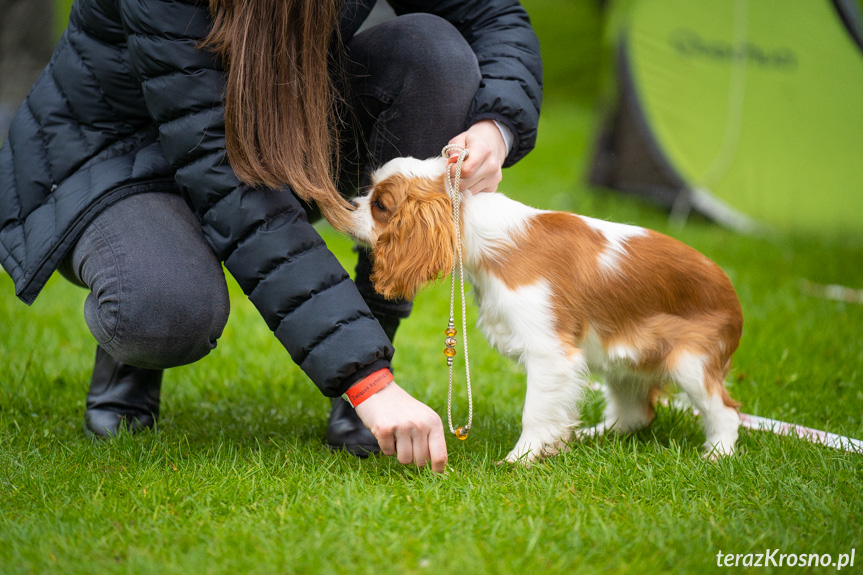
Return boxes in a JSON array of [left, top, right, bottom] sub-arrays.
[[354, 381, 448, 473], [446, 120, 507, 194]]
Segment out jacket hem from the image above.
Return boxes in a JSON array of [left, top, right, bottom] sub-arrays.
[[15, 178, 177, 305], [331, 358, 392, 398]]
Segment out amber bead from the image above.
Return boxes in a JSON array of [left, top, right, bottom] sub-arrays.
[[455, 427, 469, 440], [445, 328, 457, 337], [444, 347, 456, 357]]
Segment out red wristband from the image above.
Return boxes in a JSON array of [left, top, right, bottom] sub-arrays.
[[342, 368, 394, 408]]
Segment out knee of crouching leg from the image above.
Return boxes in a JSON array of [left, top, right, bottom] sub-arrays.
[[99, 274, 230, 370], [382, 14, 481, 90]]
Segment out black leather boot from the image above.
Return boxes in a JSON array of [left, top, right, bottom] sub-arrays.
[[83, 346, 163, 438], [326, 396, 381, 457], [325, 315, 402, 457]]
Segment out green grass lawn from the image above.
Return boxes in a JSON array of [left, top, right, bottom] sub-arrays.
[[2, 100, 861, 574], [3, 1, 862, 573]]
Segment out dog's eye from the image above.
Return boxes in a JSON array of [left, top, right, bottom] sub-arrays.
[[372, 200, 388, 212]]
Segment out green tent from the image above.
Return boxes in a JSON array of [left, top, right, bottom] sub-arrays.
[[590, 0, 863, 233]]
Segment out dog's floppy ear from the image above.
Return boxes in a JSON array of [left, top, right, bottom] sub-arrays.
[[371, 190, 456, 301]]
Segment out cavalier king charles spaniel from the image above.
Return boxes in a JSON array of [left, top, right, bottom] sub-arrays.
[[349, 156, 743, 463]]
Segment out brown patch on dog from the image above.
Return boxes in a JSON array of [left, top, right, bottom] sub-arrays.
[[476, 212, 743, 407], [368, 174, 456, 300]]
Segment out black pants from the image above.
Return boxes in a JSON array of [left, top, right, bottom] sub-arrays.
[[60, 14, 481, 370]]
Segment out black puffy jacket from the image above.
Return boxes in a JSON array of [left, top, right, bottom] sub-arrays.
[[0, 0, 542, 396]]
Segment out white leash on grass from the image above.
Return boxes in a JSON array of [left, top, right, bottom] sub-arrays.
[[737, 412, 863, 453], [586, 382, 863, 453]]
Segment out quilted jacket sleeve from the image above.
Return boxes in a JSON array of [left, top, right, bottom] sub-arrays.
[[117, 0, 392, 397], [389, 0, 543, 166]]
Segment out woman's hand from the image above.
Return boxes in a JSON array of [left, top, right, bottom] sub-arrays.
[[446, 119, 508, 194], [355, 381, 448, 473]]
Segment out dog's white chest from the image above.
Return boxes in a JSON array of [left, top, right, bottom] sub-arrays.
[[471, 273, 561, 362]]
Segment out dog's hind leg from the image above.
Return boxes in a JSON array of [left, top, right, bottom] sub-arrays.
[[601, 373, 659, 434], [504, 351, 588, 465], [670, 351, 739, 459]]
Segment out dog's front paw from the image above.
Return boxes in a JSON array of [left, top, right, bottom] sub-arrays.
[[702, 440, 736, 461], [502, 435, 543, 465], [502, 435, 570, 465], [502, 447, 539, 466]]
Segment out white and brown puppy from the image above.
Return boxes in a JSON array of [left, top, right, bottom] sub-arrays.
[[349, 156, 743, 463]]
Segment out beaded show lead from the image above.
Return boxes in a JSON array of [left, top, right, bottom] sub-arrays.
[[441, 144, 473, 441]]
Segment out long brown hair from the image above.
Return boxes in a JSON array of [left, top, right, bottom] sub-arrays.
[[204, 0, 353, 231]]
